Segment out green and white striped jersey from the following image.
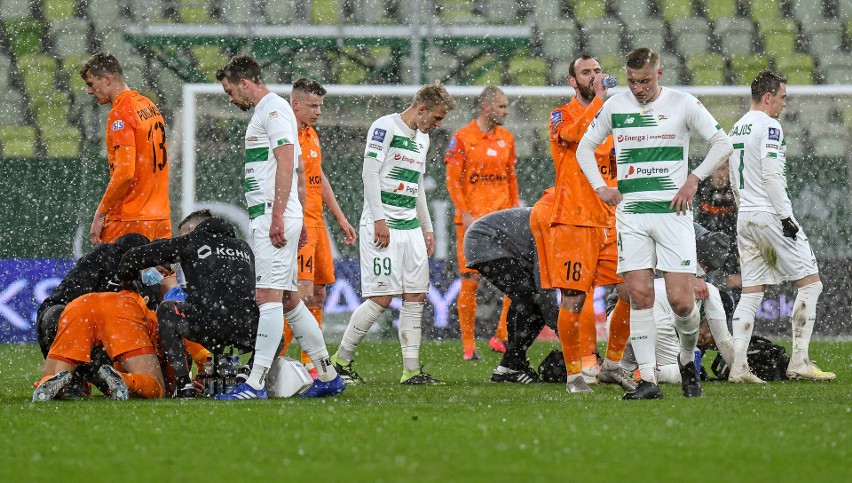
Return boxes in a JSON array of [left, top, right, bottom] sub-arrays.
[[244, 92, 302, 220], [728, 110, 791, 216], [583, 88, 723, 213], [361, 114, 429, 230]]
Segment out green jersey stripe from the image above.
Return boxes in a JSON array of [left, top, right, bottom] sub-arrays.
[[248, 203, 266, 219], [389, 135, 421, 153], [611, 113, 658, 128], [245, 147, 269, 163], [617, 146, 683, 164], [381, 191, 417, 208], [617, 177, 678, 194], [387, 166, 421, 183], [243, 178, 260, 193], [387, 218, 421, 230], [622, 201, 678, 214], [768, 152, 778, 158], [733, 143, 744, 149]]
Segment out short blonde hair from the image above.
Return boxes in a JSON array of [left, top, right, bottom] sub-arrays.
[[412, 81, 456, 111]]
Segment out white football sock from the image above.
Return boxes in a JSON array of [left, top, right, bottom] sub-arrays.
[[791, 281, 822, 366], [285, 301, 337, 382], [732, 292, 763, 372], [338, 299, 385, 361], [247, 302, 285, 390], [399, 301, 424, 371], [673, 301, 700, 366], [629, 308, 657, 384], [656, 364, 682, 384]]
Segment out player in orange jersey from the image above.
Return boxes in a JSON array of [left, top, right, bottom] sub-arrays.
[[33, 290, 166, 401], [279, 78, 356, 376], [531, 54, 635, 393], [81, 52, 171, 245], [445, 86, 519, 360]]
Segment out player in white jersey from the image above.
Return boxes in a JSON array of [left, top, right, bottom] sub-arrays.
[[622, 225, 735, 383], [727, 70, 834, 383], [215, 55, 344, 399], [577, 48, 734, 399], [331, 82, 456, 385]]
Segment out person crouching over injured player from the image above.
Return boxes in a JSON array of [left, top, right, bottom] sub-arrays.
[[33, 289, 166, 402]]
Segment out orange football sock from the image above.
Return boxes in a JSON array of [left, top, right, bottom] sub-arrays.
[[280, 318, 293, 357], [458, 278, 479, 352], [121, 373, 164, 399], [605, 298, 631, 362], [579, 291, 597, 365], [301, 306, 324, 365], [494, 295, 510, 341], [557, 308, 582, 375]]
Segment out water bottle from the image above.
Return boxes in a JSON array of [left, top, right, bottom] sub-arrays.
[[602, 75, 618, 89], [202, 356, 215, 397], [694, 349, 703, 378], [216, 354, 229, 395], [224, 354, 237, 393]]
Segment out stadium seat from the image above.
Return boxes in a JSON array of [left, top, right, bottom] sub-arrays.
[[486, 0, 523, 24], [87, 0, 121, 29], [836, 0, 852, 20], [748, 0, 782, 21], [670, 17, 711, 56], [191, 45, 227, 81], [43, 0, 76, 21], [568, 0, 606, 24], [95, 28, 133, 64], [531, 0, 568, 31], [598, 54, 627, 85], [0, 126, 37, 158], [660, 52, 684, 84], [758, 19, 798, 55], [804, 20, 844, 55], [792, 0, 826, 24], [581, 17, 624, 58], [818, 52, 852, 84], [660, 0, 694, 23], [178, 0, 215, 24], [730, 55, 769, 85], [540, 21, 579, 62], [0, 90, 25, 125], [610, 0, 652, 20], [465, 54, 504, 86], [775, 54, 814, 84], [265, 0, 298, 24], [5, 19, 44, 57], [220, 0, 250, 24], [714, 17, 755, 56], [312, 0, 342, 24], [507, 55, 548, 86], [687, 53, 726, 85], [60, 55, 90, 92], [812, 124, 847, 157], [701, 0, 737, 23], [626, 18, 665, 52], [425, 47, 459, 83], [697, 96, 745, 133], [0, 0, 31, 20], [358, 0, 398, 24], [798, 98, 836, 128], [0, 54, 11, 91], [51, 18, 90, 57], [42, 125, 82, 158]]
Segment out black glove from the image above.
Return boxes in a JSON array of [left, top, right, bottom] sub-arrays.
[[780, 217, 799, 240]]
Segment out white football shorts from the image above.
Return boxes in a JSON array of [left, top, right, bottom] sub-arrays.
[[616, 211, 697, 274], [252, 214, 302, 291], [737, 211, 819, 286], [359, 223, 429, 297]]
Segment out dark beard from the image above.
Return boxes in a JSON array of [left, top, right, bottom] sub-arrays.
[[577, 84, 595, 102]]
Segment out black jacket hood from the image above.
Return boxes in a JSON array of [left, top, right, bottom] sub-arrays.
[[195, 217, 237, 238]]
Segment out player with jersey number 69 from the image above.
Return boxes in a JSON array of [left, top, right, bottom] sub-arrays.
[[331, 82, 456, 385]]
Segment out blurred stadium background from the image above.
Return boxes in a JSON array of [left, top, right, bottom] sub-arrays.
[[1, 0, 852, 342]]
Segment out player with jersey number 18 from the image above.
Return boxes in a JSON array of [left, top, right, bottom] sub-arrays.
[[331, 82, 456, 385], [577, 48, 734, 400], [727, 70, 834, 383]]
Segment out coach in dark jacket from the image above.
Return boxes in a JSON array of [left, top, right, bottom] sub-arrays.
[[36, 233, 150, 357], [117, 212, 259, 396]]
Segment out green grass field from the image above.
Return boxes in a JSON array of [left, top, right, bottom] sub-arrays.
[[1, 340, 850, 482]]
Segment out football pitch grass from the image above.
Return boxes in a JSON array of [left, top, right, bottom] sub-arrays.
[[1, 340, 849, 482]]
